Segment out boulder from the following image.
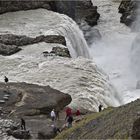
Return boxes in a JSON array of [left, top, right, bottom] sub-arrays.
[[0, 82, 72, 117], [12, 130, 31, 139], [50, 46, 71, 58]]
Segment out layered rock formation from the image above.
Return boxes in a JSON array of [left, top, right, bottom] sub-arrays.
[[0, 0, 99, 27], [0, 34, 66, 56], [119, 0, 139, 26]]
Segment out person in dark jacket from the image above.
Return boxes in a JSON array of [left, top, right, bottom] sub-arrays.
[[98, 104, 103, 112], [67, 115, 73, 128], [21, 118, 26, 130], [4, 76, 9, 83]]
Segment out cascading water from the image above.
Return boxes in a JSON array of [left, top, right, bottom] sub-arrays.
[[90, 0, 140, 104], [0, 9, 122, 111], [0, 9, 90, 58]]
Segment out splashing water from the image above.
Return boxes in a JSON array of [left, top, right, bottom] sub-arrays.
[[90, 0, 140, 104]]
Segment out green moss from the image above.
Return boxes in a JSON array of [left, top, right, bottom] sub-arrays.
[[55, 108, 113, 139]]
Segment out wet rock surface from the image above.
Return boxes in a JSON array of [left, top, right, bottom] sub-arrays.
[[119, 0, 139, 26], [0, 34, 66, 56], [0, 0, 99, 27], [43, 46, 71, 58]]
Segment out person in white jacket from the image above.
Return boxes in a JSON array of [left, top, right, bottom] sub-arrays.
[[51, 109, 56, 121]]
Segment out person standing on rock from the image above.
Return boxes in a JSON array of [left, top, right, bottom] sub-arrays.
[[21, 118, 26, 130], [98, 104, 103, 112], [4, 76, 9, 90], [51, 109, 56, 122], [4, 76, 9, 84]]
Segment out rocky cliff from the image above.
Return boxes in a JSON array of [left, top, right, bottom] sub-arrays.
[[56, 99, 140, 139], [0, 0, 99, 26], [119, 0, 139, 26]]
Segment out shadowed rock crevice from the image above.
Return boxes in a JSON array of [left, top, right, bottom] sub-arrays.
[[0, 34, 66, 56]]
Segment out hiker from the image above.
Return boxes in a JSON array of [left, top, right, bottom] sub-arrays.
[[21, 118, 26, 130], [51, 109, 56, 121], [4, 76, 9, 84], [67, 115, 73, 128], [65, 107, 72, 120], [98, 104, 103, 112], [76, 109, 80, 116]]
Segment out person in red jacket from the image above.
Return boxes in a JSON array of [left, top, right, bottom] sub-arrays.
[[76, 109, 80, 116], [65, 107, 72, 120]]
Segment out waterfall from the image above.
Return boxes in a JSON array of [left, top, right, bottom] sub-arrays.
[[0, 9, 90, 58], [0, 8, 122, 111], [90, 0, 140, 104]]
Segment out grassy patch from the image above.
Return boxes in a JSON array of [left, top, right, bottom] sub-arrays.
[[55, 108, 113, 139]]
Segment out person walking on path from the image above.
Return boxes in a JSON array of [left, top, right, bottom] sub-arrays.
[[51, 109, 56, 122]]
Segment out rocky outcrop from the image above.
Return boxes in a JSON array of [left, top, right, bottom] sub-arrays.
[[0, 34, 66, 56], [0, 82, 71, 117], [43, 46, 71, 58], [56, 99, 140, 139], [119, 0, 139, 26], [54, 0, 100, 26], [0, 0, 99, 27]]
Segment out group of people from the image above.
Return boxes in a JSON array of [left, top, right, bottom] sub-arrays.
[[50, 107, 81, 130], [3, 76, 104, 134]]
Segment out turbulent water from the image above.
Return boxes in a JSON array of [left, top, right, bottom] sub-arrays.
[[90, 0, 140, 104], [0, 9, 122, 111], [0, 9, 90, 58]]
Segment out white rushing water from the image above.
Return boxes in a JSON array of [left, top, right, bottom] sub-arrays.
[[0, 9, 121, 111], [0, 9, 90, 58], [90, 0, 140, 104]]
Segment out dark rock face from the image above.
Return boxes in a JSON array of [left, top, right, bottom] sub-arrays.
[[0, 0, 52, 14], [0, 82, 72, 117], [0, 0, 99, 27], [0, 43, 21, 56], [54, 0, 100, 26], [131, 117, 140, 139], [0, 34, 66, 56], [119, 0, 139, 26], [9, 130, 31, 139]]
